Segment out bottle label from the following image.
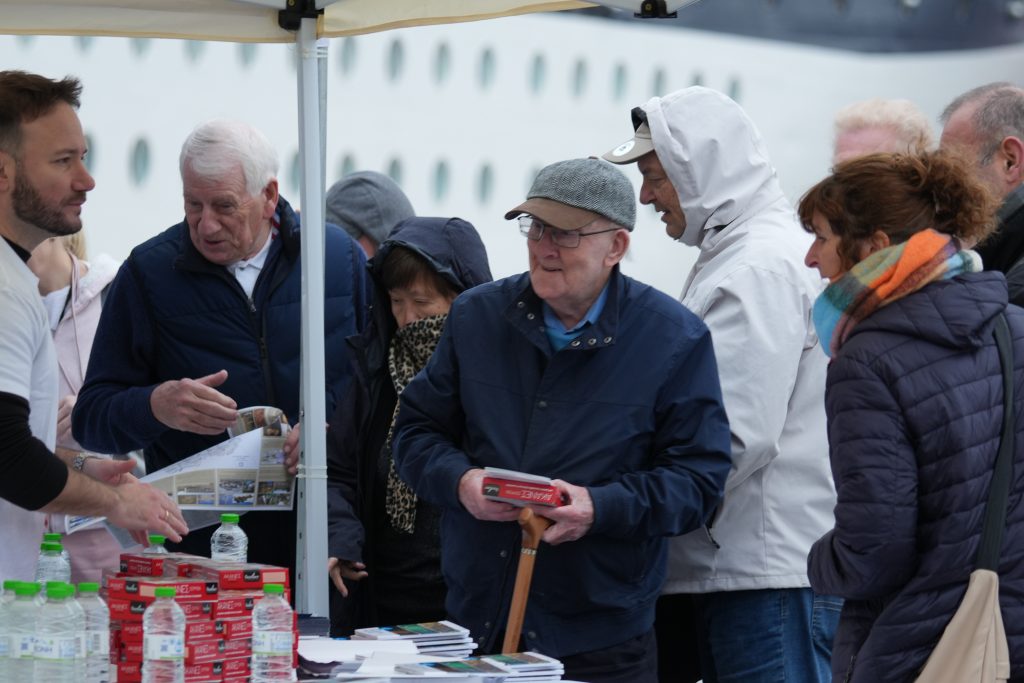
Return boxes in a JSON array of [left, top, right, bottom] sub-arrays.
[[34, 635, 77, 660], [10, 634, 34, 659], [252, 630, 293, 655], [88, 628, 111, 656], [143, 634, 184, 660]]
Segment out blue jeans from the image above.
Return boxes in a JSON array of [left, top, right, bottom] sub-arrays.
[[690, 588, 841, 683]]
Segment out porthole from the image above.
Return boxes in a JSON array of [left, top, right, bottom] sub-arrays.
[[129, 138, 151, 187]]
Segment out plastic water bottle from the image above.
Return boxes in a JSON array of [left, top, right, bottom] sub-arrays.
[[67, 583, 87, 677], [0, 579, 20, 681], [8, 582, 39, 679], [35, 581, 79, 682], [44, 532, 72, 566], [210, 513, 248, 562], [36, 541, 72, 589], [78, 582, 110, 683], [142, 586, 184, 683], [144, 534, 170, 554], [251, 584, 296, 682]]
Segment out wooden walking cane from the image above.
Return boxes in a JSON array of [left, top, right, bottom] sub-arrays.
[[502, 507, 553, 654]]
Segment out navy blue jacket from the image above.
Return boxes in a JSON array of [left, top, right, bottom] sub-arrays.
[[326, 217, 493, 633], [393, 267, 732, 658], [74, 197, 370, 472], [808, 272, 1024, 683]]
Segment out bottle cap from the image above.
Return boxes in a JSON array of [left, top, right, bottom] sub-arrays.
[[14, 582, 40, 597], [148, 534, 166, 545], [220, 513, 240, 524], [3, 579, 21, 592], [263, 583, 285, 595], [43, 532, 62, 542], [40, 541, 63, 552], [153, 587, 177, 598], [46, 583, 71, 600], [78, 582, 100, 593]]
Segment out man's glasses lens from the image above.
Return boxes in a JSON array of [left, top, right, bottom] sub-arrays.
[[517, 215, 581, 248]]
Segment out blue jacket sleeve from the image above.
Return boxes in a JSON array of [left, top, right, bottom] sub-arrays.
[[808, 353, 918, 600], [72, 260, 169, 454], [586, 323, 732, 539], [324, 237, 371, 416]]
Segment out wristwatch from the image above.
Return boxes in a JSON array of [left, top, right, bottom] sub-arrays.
[[72, 452, 100, 472]]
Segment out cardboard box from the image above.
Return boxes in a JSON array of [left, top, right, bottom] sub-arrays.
[[107, 576, 219, 601], [216, 616, 252, 639], [184, 638, 225, 665], [190, 562, 290, 590]]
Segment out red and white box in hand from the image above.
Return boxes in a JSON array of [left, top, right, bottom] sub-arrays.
[[480, 467, 568, 507]]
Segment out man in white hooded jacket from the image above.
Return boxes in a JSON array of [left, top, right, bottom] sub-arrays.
[[603, 87, 839, 682]]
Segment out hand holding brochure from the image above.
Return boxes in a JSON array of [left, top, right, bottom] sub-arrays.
[[65, 405, 295, 534]]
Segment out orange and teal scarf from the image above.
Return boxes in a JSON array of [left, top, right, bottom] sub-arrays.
[[813, 229, 981, 357]]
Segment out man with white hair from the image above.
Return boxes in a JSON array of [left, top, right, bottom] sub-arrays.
[[832, 98, 934, 165], [74, 119, 371, 577]]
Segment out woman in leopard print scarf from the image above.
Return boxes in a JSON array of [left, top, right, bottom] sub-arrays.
[[325, 217, 492, 636]]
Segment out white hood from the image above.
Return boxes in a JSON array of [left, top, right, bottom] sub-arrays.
[[642, 86, 786, 248]]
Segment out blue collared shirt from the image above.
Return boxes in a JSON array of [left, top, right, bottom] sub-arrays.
[[542, 280, 611, 351]]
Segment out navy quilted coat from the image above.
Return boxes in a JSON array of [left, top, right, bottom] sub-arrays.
[[808, 272, 1024, 683]]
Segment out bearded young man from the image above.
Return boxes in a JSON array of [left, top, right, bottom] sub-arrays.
[[0, 70, 186, 582]]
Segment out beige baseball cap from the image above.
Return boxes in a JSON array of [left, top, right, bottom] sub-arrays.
[[602, 121, 655, 165]]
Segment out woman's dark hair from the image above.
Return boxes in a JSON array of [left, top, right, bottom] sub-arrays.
[[379, 246, 460, 300], [798, 150, 999, 270]]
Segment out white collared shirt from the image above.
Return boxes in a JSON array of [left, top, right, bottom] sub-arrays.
[[227, 228, 275, 299]]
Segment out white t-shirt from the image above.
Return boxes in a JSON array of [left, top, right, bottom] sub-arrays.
[[0, 238, 58, 582]]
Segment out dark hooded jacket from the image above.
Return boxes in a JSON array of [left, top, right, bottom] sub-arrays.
[[326, 216, 492, 635], [807, 272, 1024, 683]]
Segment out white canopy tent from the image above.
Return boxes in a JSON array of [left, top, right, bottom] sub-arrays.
[[0, 0, 593, 616]]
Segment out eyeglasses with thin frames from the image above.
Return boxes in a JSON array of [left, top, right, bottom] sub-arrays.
[[517, 215, 619, 249]]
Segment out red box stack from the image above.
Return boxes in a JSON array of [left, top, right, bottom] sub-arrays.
[[107, 551, 297, 682]]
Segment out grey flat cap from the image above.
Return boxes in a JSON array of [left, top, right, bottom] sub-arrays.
[[505, 158, 636, 231]]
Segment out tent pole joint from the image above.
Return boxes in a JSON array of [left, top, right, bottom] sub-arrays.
[[278, 0, 322, 31]]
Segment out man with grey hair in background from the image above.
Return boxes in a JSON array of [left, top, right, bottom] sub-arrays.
[[74, 119, 371, 581], [392, 157, 732, 683], [940, 82, 1024, 305]]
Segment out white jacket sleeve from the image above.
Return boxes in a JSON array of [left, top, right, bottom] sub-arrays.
[[689, 265, 814, 493]]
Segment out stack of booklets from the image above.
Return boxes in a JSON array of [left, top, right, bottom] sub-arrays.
[[479, 652, 564, 681], [396, 652, 563, 681], [352, 620, 478, 659]]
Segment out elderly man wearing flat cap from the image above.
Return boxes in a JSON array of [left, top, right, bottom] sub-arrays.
[[392, 157, 732, 683]]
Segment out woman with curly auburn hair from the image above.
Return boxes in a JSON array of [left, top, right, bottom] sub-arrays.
[[799, 150, 1024, 682]]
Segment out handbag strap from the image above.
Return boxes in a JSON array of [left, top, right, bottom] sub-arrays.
[[975, 313, 1015, 571]]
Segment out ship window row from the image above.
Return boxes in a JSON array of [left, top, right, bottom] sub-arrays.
[[37, 35, 741, 102], [293, 154, 501, 205], [340, 36, 742, 102]]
